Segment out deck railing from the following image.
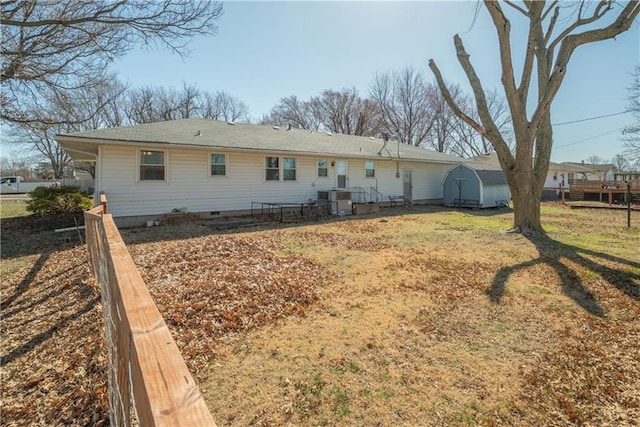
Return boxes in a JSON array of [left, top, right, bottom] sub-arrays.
[[569, 179, 640, 191], [84, 194, 216, 427]]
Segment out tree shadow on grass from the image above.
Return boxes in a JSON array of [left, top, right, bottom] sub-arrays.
[[2, 253, 50, 309], [487, 235, 640, 317]]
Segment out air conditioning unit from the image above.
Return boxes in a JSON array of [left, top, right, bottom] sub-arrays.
[[318, 190, 352, 214]]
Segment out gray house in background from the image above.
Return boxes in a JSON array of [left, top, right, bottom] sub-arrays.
[[442, 163, 510, 208]]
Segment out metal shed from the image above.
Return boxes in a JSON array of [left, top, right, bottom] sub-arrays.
[[442, 163, 510, 208]]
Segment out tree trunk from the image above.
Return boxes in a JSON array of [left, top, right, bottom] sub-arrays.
[[508, 172, 544, 235]]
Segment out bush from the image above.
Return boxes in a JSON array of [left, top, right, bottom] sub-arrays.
[[26, 186, 94, 216]]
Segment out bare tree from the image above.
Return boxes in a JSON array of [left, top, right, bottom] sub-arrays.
[[53, 77, 129, 129], [10, 76, 128, 178], [200, 91, 249, 122], [1, 0, 223, 125], [429, 1, 640, 235], [426, 82, 465, 153], [370, 67, 438, 147], [586, 155, 606, 165], [125, 86, 159, 124], [179, 83, 201, 119], [622, 66, 640, 164], [308, 88, 380, 136], [263, 95, 321, 131], [610, 153, 630, 172]]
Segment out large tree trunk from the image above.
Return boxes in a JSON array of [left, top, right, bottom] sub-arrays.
[[429, 1, 640, 236], [507, 170, 544, 235]]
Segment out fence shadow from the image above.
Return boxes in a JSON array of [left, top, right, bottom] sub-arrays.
[[487, 235, 640, 317]]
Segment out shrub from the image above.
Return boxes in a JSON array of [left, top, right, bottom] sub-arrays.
[[26, 186, 94, 216]]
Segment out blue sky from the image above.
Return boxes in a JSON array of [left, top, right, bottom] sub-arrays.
[[114, 1, 640, 163]]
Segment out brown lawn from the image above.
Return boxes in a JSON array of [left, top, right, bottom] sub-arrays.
[[1, 202, 639, 426]]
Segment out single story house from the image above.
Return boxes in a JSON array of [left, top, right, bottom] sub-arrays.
[[442, 162, 510, 208], [544, 161, 593, 189], [562, 162, 616, 181], [57, 118, 467, 226]]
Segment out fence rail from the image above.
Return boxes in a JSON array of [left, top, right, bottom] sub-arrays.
[[84, 194, 216, 426]]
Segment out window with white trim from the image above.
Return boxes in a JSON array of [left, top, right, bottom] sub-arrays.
[[140, 150, 165, 181], [266, 156, 279, 181], [283, 157, 296, 181], [265, 156, 297, 181], [317, 159, 328, 177], [210, 153, 226, 176], [365, 160, 375, 178]]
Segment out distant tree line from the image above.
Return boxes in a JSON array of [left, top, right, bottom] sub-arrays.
[[9, 65, 512, 179], [260, 66, 513, 158], [7, 79, 250, 178]]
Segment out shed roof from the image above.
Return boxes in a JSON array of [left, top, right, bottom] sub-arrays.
[[475, 169, 508, 185], [442, 162, 507, 186], [56, 118, 466, 164]]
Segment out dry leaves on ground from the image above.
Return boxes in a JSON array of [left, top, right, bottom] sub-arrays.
[[128, 233, 335, 375], [1, 245, 109, 427]]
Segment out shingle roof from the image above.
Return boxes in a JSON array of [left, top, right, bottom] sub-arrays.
[[475, 169, 508, 185], [56, 118, 466, 164], [549, 162, 593, 173], [563, 162, 615, 173]]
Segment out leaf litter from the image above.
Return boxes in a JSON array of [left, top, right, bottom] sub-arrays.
[[2, 204, 639, 426]]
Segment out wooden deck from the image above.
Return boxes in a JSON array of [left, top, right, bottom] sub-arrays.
[[569, 180, 640, 205], [566, 201, 640, 211]]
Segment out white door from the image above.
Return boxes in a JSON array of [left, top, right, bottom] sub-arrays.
[[335, 160, 348, 189]]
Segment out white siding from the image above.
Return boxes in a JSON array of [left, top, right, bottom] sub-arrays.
[[98, 146, 452, 218], [480, 184, 510, 207], [410, 162, 452, 201]]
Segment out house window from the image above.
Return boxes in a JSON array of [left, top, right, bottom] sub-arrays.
[[140, 150, 165, 181], [283, 157, 296, 181], [266, 157, 279, 181], [365, 161, 375, 178], [317, 159, 328, 177], [210, 154, 226, 176], [553, 172, 558, 181]]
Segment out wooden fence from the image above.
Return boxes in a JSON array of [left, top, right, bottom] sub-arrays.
[[84, 194, 216, 426]]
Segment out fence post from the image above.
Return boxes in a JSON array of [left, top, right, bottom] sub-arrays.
[[628, 181, 632, 228], [100, 192, 108, 214]]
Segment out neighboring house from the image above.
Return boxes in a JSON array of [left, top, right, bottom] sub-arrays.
[[562, 162, 616, 182], [56, 118, 466, 226], [613, 171, 640, 182], [541, 161, 595, 199], [468, 153, 623, 198], [442, 163, 510, 208]]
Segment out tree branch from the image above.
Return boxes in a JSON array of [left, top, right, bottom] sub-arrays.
[[429, 54, 513, 168], [530, 1, 640, 138], [484, 1, 527, 132], [428, 60, 484, 135], [504, 0, 527, 16]]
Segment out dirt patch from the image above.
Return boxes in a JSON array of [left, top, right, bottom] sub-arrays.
[[1, 204, 639, 426]]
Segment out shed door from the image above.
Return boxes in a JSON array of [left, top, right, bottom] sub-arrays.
[[403, 169, 412, 203], [335, 160, 348, 189]]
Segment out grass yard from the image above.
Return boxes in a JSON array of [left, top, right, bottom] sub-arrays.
[[1, 202, 639, 426]]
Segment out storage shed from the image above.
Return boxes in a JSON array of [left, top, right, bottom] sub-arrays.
[[442, 163, 510, 208]]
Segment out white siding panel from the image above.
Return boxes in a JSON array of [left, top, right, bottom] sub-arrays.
[[99, 146, 454, 217], [481, 185, 510, 207], [411, 162, 451, 200]]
